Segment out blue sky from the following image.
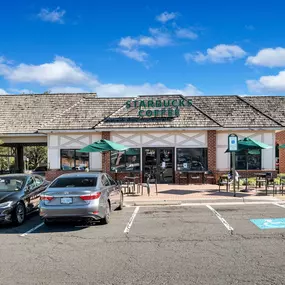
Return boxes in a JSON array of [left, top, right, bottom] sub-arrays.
[[1, 0, 285, 97]]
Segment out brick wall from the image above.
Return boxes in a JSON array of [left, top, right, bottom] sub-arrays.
[[276, 131, 285, 173], [208, 130, 217, 182], [45, 170, 85, 182], [102, 131, 111, 174]]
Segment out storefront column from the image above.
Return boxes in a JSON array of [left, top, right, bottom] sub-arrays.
[[207, 130, 217, 181], [102, 131, 111, 174], [16, 145, 24, 173], [276, 131, 285, 173]]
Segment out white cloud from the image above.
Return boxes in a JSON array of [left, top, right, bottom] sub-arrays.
[[119, 49, 148, 62], [247, 70, 285, 92], [50, 86, 90, 93], [94, 83, 203, 97], [117, 28, 172, 62], [186, 44, 247, 63], [0, 56, 98, 86], [0, 56, 203, 97], [38, 7, 66, 24], [0, 88, 8, 95], [176, 28, 198, 40], [119, 36, 138, 49], [8, 88, 34, 94], [156, 12, 177, 23], [246, 47, 285, 67]]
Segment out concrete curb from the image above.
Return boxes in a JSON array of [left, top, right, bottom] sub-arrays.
[[125, 196, 282, 206]]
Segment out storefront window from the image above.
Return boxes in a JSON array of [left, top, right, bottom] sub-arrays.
[[110, 148, 140, 172], [177, 148, 207, 171], [233, 150, 261, 170], [60, 149, 89, 170]]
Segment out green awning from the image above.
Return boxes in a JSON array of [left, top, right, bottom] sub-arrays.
[[279, 144, 285, 149], [225, 137, 271, 153], [238, 137, 271, 149], [78, 139, 129, 153]]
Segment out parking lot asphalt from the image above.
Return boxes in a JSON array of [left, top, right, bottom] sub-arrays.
[[1, 203, 285, 285]]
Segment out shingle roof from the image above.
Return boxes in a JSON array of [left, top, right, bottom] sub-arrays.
[[96, 95, 221, 129], [42, 97, 128, 130], [0, 93, 96, 134], [242, 96, 285, 127], [0, 93, 283, 134], [190, 96, 281, 128]]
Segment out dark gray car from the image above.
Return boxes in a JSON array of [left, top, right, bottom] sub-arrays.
[[39, 172, 123, 225], [0, 174, 49, 225]]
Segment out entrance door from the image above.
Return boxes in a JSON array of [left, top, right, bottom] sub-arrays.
[[143, 148, 174, 183]]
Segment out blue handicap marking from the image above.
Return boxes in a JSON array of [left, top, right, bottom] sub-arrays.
[[250, 218, 285, 229]]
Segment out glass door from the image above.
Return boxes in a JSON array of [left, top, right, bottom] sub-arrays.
[[143, 148, 174, 183]]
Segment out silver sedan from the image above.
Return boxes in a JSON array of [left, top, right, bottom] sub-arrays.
[[39, 172, 123, 225]]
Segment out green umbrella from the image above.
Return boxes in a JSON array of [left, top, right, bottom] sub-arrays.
[[225, 137, 271, 191], [78, 139, 129, 172], [78, 139, 129, 153]]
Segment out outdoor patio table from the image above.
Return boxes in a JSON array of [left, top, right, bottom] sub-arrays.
[[254, 173, 267, 188], [123, 176, 140, 194]]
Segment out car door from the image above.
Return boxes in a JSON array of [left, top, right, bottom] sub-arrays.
[[101, 174, 116, 210], [32, 175, 46, 208], [24, 177, 37, 212], [106, 174, 120, 207]]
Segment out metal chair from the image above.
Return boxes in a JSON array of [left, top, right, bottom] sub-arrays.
[[137, 175, 151, 196], [218, 175, 232, 192], [265, 173, 275, 196], [279, 175, 285, 195]]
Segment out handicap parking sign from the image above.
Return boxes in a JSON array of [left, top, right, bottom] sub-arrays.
[[250, 218, 285, 229]]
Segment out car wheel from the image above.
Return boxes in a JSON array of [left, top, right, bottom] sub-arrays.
[[117, 192, 124, 211], [12, 203, 26, 225], [100, 201, 110, 225]]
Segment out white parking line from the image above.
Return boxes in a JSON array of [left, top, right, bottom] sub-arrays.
[[273, 202, 285, 209], [20, 222, 44, 237], [206, 205, 234, 234], [124, 206, 140, 234]]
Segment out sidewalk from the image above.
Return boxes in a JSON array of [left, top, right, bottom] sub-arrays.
[[123, 184, 282, 206]]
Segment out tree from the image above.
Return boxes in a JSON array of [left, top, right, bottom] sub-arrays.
[[24, 146, 47, 170]]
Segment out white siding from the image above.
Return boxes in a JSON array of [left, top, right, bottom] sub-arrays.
[[47, 133, 102, 170], [216, 131, 275, 171], [110, 131, 207, 147]]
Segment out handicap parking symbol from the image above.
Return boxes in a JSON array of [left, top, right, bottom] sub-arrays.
[[250, 218, 285, 229]]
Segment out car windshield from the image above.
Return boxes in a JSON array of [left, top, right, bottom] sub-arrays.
[[0, 176, 26, 192], [50, 177, 97, 188]]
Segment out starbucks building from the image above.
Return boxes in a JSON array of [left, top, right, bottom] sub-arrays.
[[0, 93, 284, 183]]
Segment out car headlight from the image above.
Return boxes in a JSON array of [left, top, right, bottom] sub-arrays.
[[0, 201, 13, 208]]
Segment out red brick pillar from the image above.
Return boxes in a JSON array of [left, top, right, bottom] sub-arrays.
[[102, 132, 111, 174], [276, 131, 285, 173], [208, 130, 217, 181]]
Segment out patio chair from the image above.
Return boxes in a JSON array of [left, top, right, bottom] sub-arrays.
[[279, 175, 285, 195], [137, 175, 151, 196], [256, 174, 267, 188], [218, 175, 233, 192], [265, 173, 275, 196]]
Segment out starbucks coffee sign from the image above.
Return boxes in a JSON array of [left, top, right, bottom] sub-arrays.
[[125, 98, 192, 117]]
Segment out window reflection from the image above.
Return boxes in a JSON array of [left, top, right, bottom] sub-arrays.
[[177, 148, 207, 171], [111, 148, 140, 172], [60, 149, 89, 170]]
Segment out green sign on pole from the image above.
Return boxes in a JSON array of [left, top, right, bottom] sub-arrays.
[[228, 134, 238, 197]]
